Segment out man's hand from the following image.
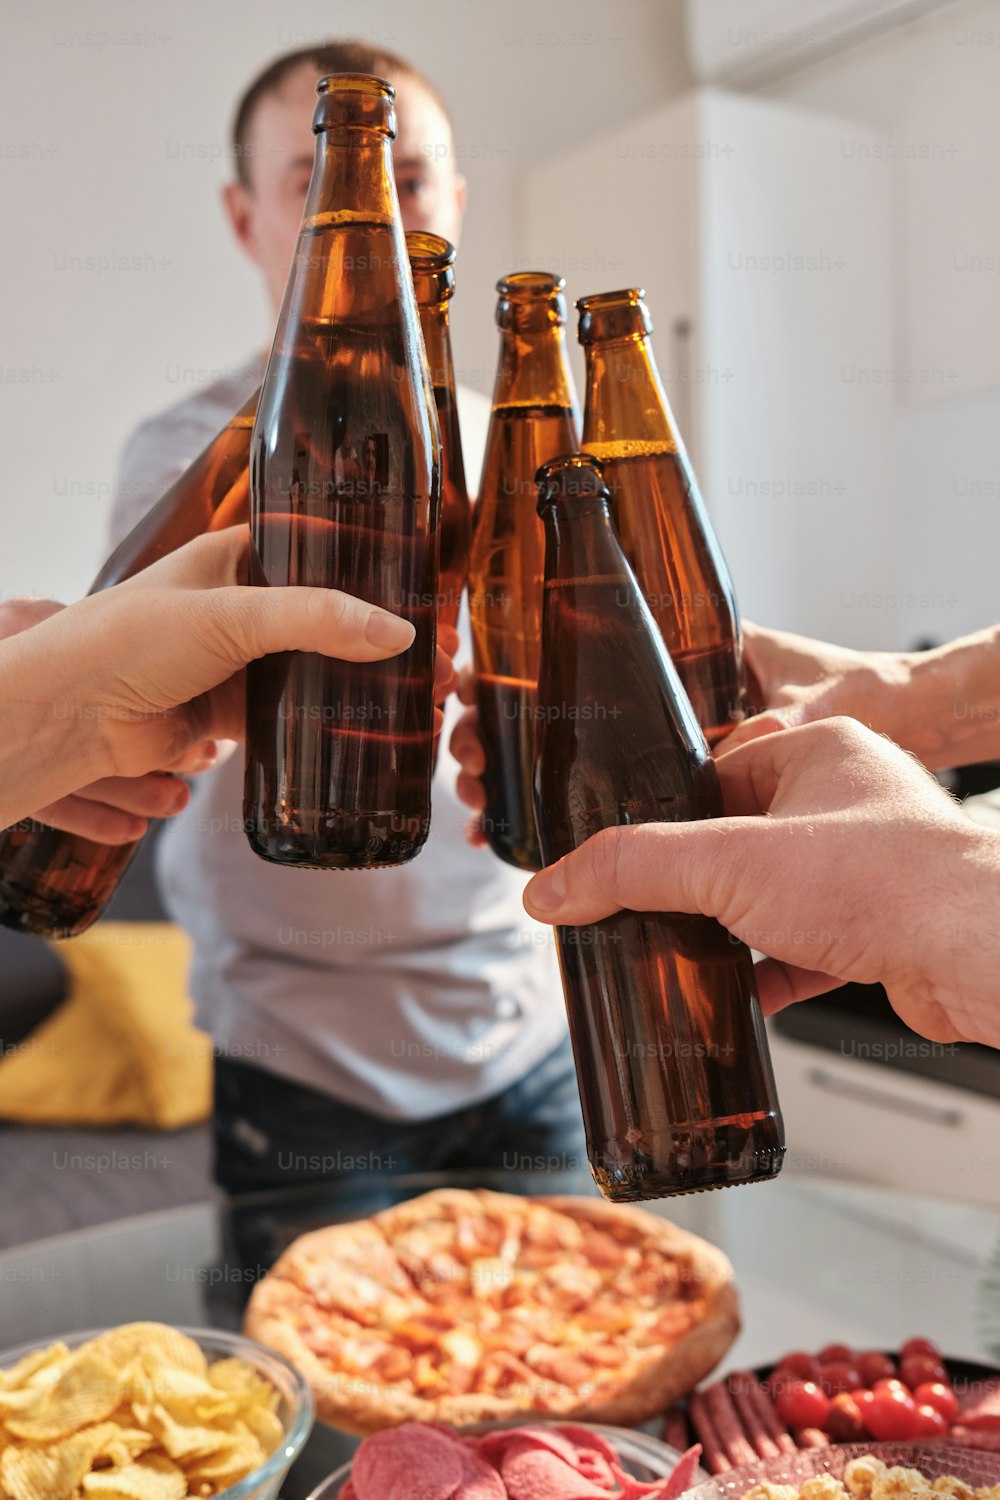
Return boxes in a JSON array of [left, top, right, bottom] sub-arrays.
[[449, 666, 490, 846], [0, 529, 452, 834], [523, 718, 1000, 1050]]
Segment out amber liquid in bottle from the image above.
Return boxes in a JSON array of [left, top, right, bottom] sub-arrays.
[[0, 389, 258, 937], [533, 454, 784, 1200], [579, 289, 747, 746], [407, 232, 470, 637], [468, 274, 580, 872], [243, 75, 441, 870]]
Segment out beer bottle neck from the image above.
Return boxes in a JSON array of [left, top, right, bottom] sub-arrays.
[[417, 300, 456, 395], [304, 128, 397, 227], [581, 332, 679, 458], [492, 324, 578, 413], [542, 493, 631, 587]]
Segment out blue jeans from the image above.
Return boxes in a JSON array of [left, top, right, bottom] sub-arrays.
[[212, 1038, 588, 1196]]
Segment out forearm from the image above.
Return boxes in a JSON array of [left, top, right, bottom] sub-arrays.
[[0, 639, 102, 830], [895, 626, 1000, 769]]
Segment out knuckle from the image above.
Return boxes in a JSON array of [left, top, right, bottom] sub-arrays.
[[583, 825, 630, 900]]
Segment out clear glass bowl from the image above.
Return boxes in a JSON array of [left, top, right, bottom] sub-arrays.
[[683, 1442, 1000, 1500], [0, 1325, 314, 1500], [308, 1423, 693, 1497]]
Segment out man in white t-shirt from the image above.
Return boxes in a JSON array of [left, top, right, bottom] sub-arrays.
[[109, 39, 584, 1194]]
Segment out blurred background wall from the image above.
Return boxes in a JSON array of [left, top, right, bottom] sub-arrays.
[[2, 0, 998, 653]]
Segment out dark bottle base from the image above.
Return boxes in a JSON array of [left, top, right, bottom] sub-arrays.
[[0, 876, 108, 939], [245, 826, 429, 872], [588, 1117, 785, 1203]]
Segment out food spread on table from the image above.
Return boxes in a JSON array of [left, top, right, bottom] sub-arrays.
[[243, 1188, 739, 1434], [0, 1324, 283, 1500], [338, 1420, 703, 1499], [663, 1341, 1000, 1472]]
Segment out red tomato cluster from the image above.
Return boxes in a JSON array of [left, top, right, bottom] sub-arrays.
[[770, 1339, 959, 1443]]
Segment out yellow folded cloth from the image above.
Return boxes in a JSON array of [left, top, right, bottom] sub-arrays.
[[0, 923, 212, 1128]]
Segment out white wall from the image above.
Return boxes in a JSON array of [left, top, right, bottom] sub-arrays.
[[758, 0, 1000, 645], [0, 0, 693, 602]]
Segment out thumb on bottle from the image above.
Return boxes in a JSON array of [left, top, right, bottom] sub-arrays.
[[196, 585, 415, 666], [523, 818, 760, 927]]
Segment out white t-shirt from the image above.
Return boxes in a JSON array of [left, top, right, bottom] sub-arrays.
[[110, 356, 566, 1120]]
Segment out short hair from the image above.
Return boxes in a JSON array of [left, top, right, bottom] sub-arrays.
[[231, 40, 452, 188]]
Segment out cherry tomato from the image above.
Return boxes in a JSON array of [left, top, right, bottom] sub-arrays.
[[866, 1387, 921, 1441], [827, 1392, 866, 1440], [900, 1338, 941, 1360], [916, 1403, 949, 1437], [818, 1343, 856, 1363], [776, 1380, 833, 1430], [900, 1355, 948, 1390], [855, 1388, 876, 1428], [873, 1377, 909, 1397], [858, 1352, 897, 1386], [819, 1360, 863, 1395], [914, 1381, 959, 1423], [774, 1352, 823, 1384]]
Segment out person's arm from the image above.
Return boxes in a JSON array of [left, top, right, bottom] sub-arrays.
[[521, 718, 1000, 1050], [735, 620, 1000, 770], [0, 528, 453, 833]]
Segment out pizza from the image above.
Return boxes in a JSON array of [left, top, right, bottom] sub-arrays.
[[244, 1187, 739, 1435]]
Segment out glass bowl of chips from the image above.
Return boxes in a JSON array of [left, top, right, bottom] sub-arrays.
[[0, 1322, 314, 1500]]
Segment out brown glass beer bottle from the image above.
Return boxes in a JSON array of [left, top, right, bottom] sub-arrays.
[[533, 453, 784, 1200], [578, 289, 748, 745], [468, 273, 580, 872], [407, 232, 470, 637], [242, 75, 441, 870], [0, 389, 259, 938]]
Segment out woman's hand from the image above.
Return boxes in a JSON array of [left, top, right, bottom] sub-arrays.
[[0, 528, 455, 833]]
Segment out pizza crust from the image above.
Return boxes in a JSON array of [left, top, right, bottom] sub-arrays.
[[244, 1189, 739, 1435]]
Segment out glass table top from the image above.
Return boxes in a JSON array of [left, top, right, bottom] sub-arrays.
[[2, 1169, 998, 1495]]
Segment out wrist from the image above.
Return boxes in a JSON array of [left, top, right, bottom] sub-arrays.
[[913, 823, 1000, 1037], [900, 628, 1000, 769]]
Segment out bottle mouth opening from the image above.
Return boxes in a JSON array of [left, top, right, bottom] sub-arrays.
[[577, 288, 652, 343], [316, 72, 395, 99], [496, 271, 565, 298], [576, 287, 645, 311], [535, 452, 608, 513], [406, 232, 456, 270]]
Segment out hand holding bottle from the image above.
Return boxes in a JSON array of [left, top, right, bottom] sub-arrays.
[[0, 594, 211, 845], [0, 529, 453, 839], [732, 619, 1000, 772], [523, 717, 1000, 1049]]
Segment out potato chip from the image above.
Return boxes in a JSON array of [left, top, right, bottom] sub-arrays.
[[83, 1327, 207, 1379], [83, 1460, 187, 1500], [238, 1402, 284, 1451], [0, 1345, 70, 1393], [1, 1424, 113, 1500], [6, 1353, 121, 1441], [131, 1403, 237, 1463], [183, 1436, 265, 1488], [205, 1359, 277, 1407], [137, 1365, 235, 1425]]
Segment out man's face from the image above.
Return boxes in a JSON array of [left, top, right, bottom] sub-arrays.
[[223, 62, 466, 315]]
